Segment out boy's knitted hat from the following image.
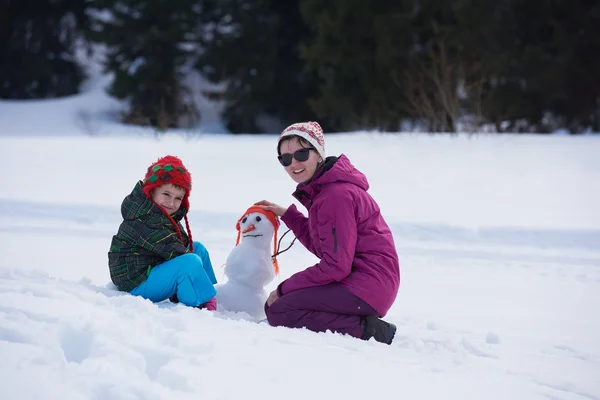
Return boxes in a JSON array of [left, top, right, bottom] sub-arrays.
[[235, 205, 281, 275], [142, 155, 194, 252], [278, 121, 325, 160], [142, 155, 192, 210]]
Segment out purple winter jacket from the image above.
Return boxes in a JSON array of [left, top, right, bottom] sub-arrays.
[[279, 154, 400, 316]]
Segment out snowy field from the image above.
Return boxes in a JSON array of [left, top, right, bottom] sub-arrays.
[[1, 85, 600, 399]]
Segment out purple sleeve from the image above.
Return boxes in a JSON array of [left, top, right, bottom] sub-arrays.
[[281, 204, 317, 255], [279, 192, 357, 295]]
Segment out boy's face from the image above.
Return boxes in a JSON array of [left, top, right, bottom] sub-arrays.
[[151, 184, 186, 215]]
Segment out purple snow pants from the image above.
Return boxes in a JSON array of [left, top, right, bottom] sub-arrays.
[[264, 283, 378, 338]]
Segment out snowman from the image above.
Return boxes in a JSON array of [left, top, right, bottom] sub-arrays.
[[215, 206, 281, 320]]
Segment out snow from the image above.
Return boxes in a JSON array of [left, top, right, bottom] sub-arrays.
[[1, 66, 600, 400]]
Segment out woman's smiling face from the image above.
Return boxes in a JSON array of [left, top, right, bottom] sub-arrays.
[[278, 136, 322, 184]]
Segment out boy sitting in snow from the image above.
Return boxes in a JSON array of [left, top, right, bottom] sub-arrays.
[[108, 155, 217, 310]]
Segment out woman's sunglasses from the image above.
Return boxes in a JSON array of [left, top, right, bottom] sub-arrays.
[[278, 148, 315, 167]]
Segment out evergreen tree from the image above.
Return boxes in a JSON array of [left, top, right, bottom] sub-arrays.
[[1, 0, 90, 99], [540, 0, 600, 132], [89, 0, 202, 130], [301, 0, 600, 133], [198, 0, 322, 133], [300, 0, 415, 131], [450, 0, 600, 132]]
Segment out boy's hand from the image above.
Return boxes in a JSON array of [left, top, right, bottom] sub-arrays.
[[254, 200, 288, 217]]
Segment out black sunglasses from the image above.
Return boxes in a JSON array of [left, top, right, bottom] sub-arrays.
[[278, 148, 315, 167]]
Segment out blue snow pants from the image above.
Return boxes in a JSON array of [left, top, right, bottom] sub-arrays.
[[130, 241, 217, 307]]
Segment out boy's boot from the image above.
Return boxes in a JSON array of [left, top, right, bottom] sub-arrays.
[[198, 297, 217, 311], [170, 293, 179, 303], [360, 316, 396, 345]]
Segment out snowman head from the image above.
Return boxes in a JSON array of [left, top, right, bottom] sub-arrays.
[[238, 211, 275, 241], [235, 206, 281, 274]]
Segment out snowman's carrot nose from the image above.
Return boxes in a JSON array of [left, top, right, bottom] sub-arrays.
[[242, 224, 256, 234]]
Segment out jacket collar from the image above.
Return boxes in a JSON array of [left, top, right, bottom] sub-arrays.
[[292, 156, 338, 209]]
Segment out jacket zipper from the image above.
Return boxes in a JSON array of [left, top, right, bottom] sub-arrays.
[[332, 226, 338, 253]]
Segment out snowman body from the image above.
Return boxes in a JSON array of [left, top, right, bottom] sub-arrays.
[[215, 211, 277, 320]]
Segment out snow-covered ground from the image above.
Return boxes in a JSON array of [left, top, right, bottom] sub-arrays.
[[1, 67, 600, 399]]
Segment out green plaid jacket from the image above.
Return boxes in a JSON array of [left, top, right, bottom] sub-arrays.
[[108, 181, 190, 292]]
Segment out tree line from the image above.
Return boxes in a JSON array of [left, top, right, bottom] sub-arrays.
[[2, 0, 599, 133]]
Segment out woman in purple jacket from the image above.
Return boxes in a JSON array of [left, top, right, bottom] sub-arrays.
[[256, 121, 400, 345]]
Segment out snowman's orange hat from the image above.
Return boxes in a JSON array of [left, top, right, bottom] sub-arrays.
[[235, 206, 280, 275]]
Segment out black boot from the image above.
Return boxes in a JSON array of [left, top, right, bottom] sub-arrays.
[[360, 316, 396, 345], [169, 293, 179, 303]]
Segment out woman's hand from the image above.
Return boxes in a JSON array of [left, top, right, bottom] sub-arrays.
[[266, 289, 279, 306], [254, 200, 288, 217]]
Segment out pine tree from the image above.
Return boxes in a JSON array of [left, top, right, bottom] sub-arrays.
[[89, 0, 202, 130], [0, 0, 90, 99], [198, 0, 322, 133], [300, 0, 416, 131], [299, 0, 600, 133], [447, 0, 600, 133]]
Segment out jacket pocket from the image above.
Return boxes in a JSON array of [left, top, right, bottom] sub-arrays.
[[332, 226, 338, 253]]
